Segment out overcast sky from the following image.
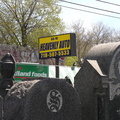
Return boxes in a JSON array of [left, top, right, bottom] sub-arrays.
[[58, 0, 120, 30]]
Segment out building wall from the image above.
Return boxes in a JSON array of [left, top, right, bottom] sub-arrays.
[[0, 44, 65, 65]]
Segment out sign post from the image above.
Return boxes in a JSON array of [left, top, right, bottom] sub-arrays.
[[56, 57, 59, 78], [38, 33, 76, 78]]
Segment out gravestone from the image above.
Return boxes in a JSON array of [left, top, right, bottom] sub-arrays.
[[24, 78, 81, 120], [4, 78, 81, 120], [74, 42, 120, 120], [3, 80, 39, 120]]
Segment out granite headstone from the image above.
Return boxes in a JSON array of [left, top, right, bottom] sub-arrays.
[[74, 42, 120, 120]]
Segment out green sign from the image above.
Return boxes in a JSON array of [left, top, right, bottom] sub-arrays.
[[14, 63, 49, 81]]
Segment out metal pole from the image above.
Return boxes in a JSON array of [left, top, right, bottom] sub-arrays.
[[55, 57, 59, 78]]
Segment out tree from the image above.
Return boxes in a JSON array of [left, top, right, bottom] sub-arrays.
[[113, 29, 120, 42], [0, 0, 65, 47], [66, 21, 116, 66], [65, 56, 78, 66], [69, 20, 93, 66], [91, 22, 113, 44]]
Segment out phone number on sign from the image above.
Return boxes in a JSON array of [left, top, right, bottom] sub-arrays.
[[40, 50, 70, 58]]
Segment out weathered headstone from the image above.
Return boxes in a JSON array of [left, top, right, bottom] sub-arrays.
[[3, 80, 39, 120], [3, 78, 81, 120], [24, 78, 81, 120], [74, 42, 120, 120]]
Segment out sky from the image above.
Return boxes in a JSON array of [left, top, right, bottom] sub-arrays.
[[58, 0, 120, 30]]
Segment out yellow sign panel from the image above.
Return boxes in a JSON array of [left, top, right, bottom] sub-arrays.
[[38, 33, 76, 59]]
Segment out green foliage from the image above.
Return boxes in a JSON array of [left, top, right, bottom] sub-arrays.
[[0, 0, 65, 47], [65, 56, 78, 66]]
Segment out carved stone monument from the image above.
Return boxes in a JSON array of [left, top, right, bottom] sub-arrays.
[[24, 78, 80, 120], [74, 42, 120, 120], [4, 78, 81, 120], [3, 80, 39, 120]]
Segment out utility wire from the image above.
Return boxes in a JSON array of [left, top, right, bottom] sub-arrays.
[[59, 4, 120, 19], [59, 0, 120, 15], [96, 0, 120, 7]]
